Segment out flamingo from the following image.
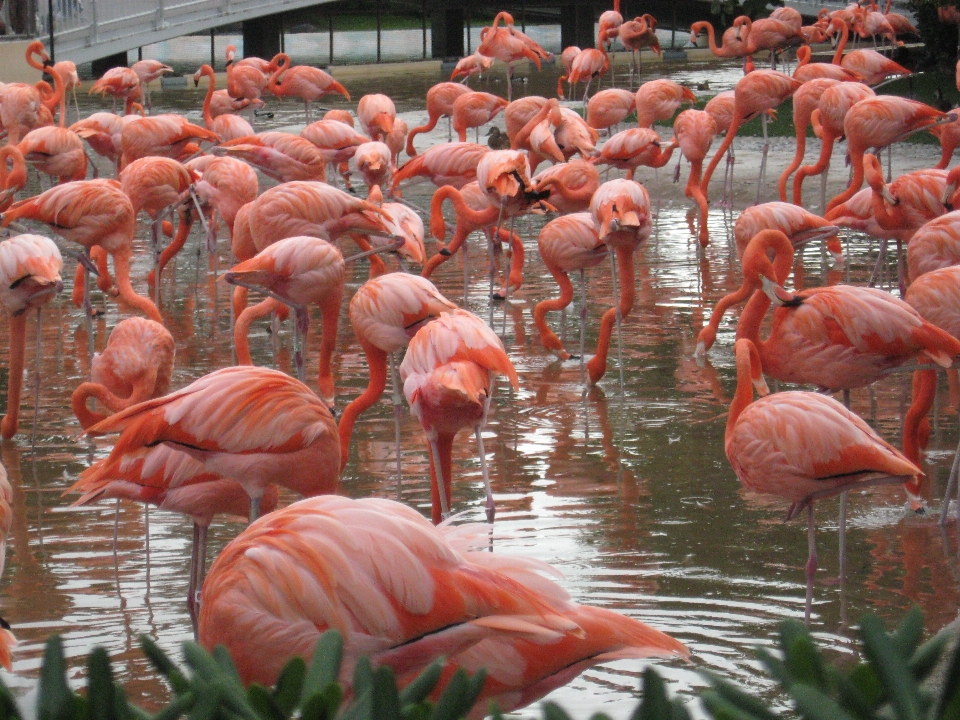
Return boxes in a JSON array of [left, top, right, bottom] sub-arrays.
[[585, 89, 637, 135], [1, 41, 63, 144], [700, 70, 801, 206], [353, 141, 393, 191], [595, 127, 677, 180], [0, 146, 27, 211], [338, 273, 456, 474], [357, 94, 396, 141], [777, 78, 841, 204], [557, 46, 581, 99], [792, 47, 863, 83], [450, 51, 495, 86], [70, 111, 126, 168], [0, 234, 63, 440], [476, 12, 549, 101], [829, 17, 910, 85], [131, 59, 173, 110], [906, 211, 960, 281], [452, 92, 508, 142], [695, 229, 960, 392], [214, 132, 327, 183], [399, 309, 519, 523], [51, 60, 80, 125], [0, 464, 13, 669], [634, 79, 696, 129], [197, 495, 687, 688], [269, 57, 351, 122], [90, 67, 141, 115], [530, 159, 600, 214], [225, 236, 345, 406], [566, 49, 610, 106], [792, 81, 875, 209], [673, 108, 718, 245], [71, 318, 175, 429], [690, 21, 750, 62], [406, 82, 472, 154], [194, 64, 254, 141], [16, 126, 88, 184], [0, 179, 162, 323], [118, 113, 219, 169], [725, 338, 921, 621], [733, 202, 841, 260], [588, 178, 651, 386], [534, 213, 608, 380], [619, 16, 662, 84], [734, 15, 801, 69], [300, 118, 369, 189], [391, 142, 488, 195], [81, 365, 340, 523]]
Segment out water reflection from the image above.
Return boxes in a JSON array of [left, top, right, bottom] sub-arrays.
[[0, 58, 955, 720]]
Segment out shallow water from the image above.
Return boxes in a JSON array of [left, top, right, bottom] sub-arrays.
[[3, 59, 960, 719]]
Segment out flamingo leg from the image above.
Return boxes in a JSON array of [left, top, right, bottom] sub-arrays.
[[869, 238, 888, 288], [249, 496, 262, 523], [489, 205, 504, 325], [579, 269, 587, 387], [506, 64, 513, 102], [838, 490, 848, 581], [475, 426, 495, 523], [609, 249, 625, 394], [502, 217, 515, 335], [462, 237, 469, 305], [293, 305, 308, 384], [389, 351, 403, 499], [82, 250, 94, 367], [756, 113, 769, 206], [939, 428, 960, 525], [805, 503, 817, 626], [820, 169, 828, 215], [30, 307, 42, 448], [429, 438, 451, 520]]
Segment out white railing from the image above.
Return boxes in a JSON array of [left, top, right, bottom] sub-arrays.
[[36, 0, 336, 65], [782, 0, 917, 22]]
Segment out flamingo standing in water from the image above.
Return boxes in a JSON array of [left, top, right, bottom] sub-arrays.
[[131, 59, 173, 110], [406, 82, 472, 154], [1, 41, 64, 144], [197, 495, 687, 689], [338, 273, 456, 475], [700, 70, 801, 206], [673, 108, 718, 246], [777, 78, 841, 204], [269, 56, 351, 122], [0, 235, 63, 440], [400, 309, 519, 523], [588, 179, 651, 386], [477, 12, 550, 101], [534, 213, 608, 382], [194, 64, 254, 141], [725, 338, 921, 622]]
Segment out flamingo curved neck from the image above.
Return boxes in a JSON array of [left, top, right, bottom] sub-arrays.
[[832, 20, 849, 64], [726, 340, 763, 446], [337, 343, 389, 471], [200, 66, 216, 127], [902, 368, 936, 466]]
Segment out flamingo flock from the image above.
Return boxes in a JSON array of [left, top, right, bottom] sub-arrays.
[[0, 0, 955, 706]]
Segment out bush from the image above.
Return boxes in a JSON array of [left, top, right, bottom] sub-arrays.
[[0, 608, 956, 720]]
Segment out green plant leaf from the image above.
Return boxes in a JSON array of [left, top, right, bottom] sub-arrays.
[[891, 607, 924, 660], [933, 631, 960, 720], [87, 648, 116, 720], [212, 645, 243, 686], [272, 658, 306, 717], [248, 684, 283, 720], [431, 668, 485, 720], [835, 666, 883, 720], [779, 622, 828, 690], [756, 648, 791, 687], [37, 636, 76, 720], [700, 690, 767, 720], [186, 684, 219, 720], [371, 666, 402, 720], [670, 697, 693, 720], [858, 614, 920, 720], [399, 660, 442, 706], [588, 714, 615, 720], [151, 691, 195, 720], [700, 671, 779, 720], [542, 701, 575, 720], [0, 673, 21, 720], [352, 657, 374, 696], [140, 635, 189, 696], [790, 683, 858, 720], [299, 684, 342, 720], [909, 631, 949, 681], [632, 668, 670, 720], [300, 632, 343, 708]]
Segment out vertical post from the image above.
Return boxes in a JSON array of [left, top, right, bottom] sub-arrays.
[[521, 0, 526, 33], [671, 5, 676, 48], [329, 12, 334, 66], [376, 0, 381, 63], [210, 28, 215, 69], [138, 47, 143, 61], [421, 0, 427, 59], [466, 7, 471, 54], [280, 12, 285, 53], [47, 0, 55, 63]]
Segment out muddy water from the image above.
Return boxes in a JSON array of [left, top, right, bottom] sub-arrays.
[[2, 59, 958, 719]]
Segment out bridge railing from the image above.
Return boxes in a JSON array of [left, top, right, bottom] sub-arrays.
[[35, 0, 339, 65], [1, 0, 38, 38]]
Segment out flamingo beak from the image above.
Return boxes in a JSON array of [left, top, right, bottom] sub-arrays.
[[760, 274, 801, 307]]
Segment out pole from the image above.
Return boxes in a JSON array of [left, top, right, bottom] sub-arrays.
[[421, 0, 427, 59], [329, 12, 334, 66], [280, 12, 285, 53], [210, 28, 215, 68], [138, 46, 143, 61], [48, 0, 55, 63], [466, 8, 471, 54], [521, 0, 526, 33], [671, 5, 676, 48], [376, 0, 381, 63]]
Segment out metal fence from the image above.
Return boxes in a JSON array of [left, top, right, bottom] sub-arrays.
[[33, 0, 339, 65]]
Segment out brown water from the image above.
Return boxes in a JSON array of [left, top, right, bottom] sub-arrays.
[[2, 59, 959, 718]]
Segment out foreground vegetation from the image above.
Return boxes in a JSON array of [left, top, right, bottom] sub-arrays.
[[0, 608, 956, 720]]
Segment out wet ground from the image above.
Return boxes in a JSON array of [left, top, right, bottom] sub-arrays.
[[3, 58, 959, 718]]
